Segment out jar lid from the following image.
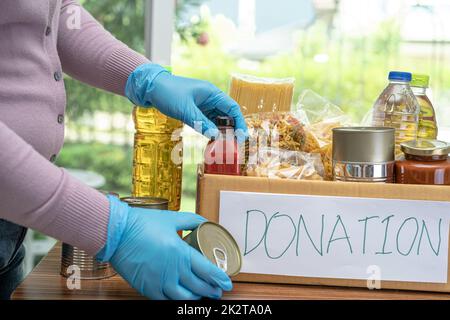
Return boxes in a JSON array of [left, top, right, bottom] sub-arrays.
[[400, 139, 450, 157], [332, 127, 395, 163]]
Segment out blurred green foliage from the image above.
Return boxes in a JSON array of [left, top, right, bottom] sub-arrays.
[[175, 0, 208, 42], [66, 0, 145, 119], [56, 142, 133, 194], [80, 0, 146, 51]]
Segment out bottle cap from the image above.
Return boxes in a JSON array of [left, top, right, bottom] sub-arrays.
[[400, 139, 450, 157], [216, 116, 235, 127], [388, 71, 412, 82], [410, 74, 430, 88]]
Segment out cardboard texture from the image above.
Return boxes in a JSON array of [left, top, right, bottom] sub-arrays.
[[196, 173, 450, 292]]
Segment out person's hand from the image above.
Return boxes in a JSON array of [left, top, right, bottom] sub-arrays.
[[96, 195, 232, 300], [125, 64, 248, 142]]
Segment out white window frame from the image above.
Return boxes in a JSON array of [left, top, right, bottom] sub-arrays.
[[145, 0, 175, 65]]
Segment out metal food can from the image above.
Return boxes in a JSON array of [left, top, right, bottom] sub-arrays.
[[183, 222, 242, 276], [61, 191, 120, 280], [60, 244, 117, 280], [120, 196, 169, 210], [332, 127, 395, 183]]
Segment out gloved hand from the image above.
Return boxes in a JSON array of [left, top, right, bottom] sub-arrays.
[[96, 195, 232, 300], [125, 64, 248, 142]]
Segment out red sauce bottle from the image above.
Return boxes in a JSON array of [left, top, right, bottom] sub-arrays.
[[204, 116, 241, 175]]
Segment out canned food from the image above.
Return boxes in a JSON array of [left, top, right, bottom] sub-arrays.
[[122, 196, 178, 235], [60, 190, 120, 280], [332, 127, 395, 183], [120, 196, 169, 210], [61, 244, 117, 280], [183, 222, 242, 276]]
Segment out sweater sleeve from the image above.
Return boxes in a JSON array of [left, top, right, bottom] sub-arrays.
[[0, 121, 110, 255], [58, 0, 150, 96]]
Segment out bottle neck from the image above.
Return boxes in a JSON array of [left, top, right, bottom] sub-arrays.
[[218, 125, 234, 133], [411, 86, 427, 95], [388, 80, 410, 86], [212, 126, 235, 141]]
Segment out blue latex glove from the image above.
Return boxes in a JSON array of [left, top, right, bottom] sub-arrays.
[[125, 64, 248, 142], [96, 195, 232, 300]]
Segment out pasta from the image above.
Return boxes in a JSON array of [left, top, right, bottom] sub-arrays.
[[229, 74, 295, 115], [246, 148, 324, 181]]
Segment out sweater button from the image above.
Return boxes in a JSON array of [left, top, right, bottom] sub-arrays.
[[54, 71, 62, 81], [45, 26, 51, 36], [57, 114, 64, 124], [50, 154, 57, 163]]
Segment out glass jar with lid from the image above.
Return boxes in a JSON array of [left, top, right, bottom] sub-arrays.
[[395, 139, 450, 185]]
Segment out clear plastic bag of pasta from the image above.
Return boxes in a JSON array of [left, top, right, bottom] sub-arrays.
[[295, 89, 353, 180], [244, 111, 320, 155], [246, 147, 324, 180]]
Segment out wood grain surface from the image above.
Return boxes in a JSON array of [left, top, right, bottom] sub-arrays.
[[12, 243, 450, 300]]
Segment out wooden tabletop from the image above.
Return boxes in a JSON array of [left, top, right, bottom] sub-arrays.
[[12, 242, 450, 300]]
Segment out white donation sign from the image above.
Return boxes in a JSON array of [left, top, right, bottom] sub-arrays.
[[219, 191, 450, 283]]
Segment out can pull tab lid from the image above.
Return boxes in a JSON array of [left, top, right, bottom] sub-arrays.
[[213, 247, 228, 273]]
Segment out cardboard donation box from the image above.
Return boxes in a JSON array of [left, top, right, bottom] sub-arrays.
[[196, 173, 450, 292]]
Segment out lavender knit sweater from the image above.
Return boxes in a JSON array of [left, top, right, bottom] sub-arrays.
[[0, 0, 149, 254]]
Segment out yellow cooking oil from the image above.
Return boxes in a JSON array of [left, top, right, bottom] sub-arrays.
[[411, 74, 438, 140], [132, 106, 183, 211]]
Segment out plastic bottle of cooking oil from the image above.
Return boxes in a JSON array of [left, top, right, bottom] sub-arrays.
[[132, 67, 183, 211], [410, 74, 438, 140], [372, 71, 420, 159]]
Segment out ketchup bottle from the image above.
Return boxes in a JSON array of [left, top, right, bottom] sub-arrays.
[[204, 116, 241, 175]]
